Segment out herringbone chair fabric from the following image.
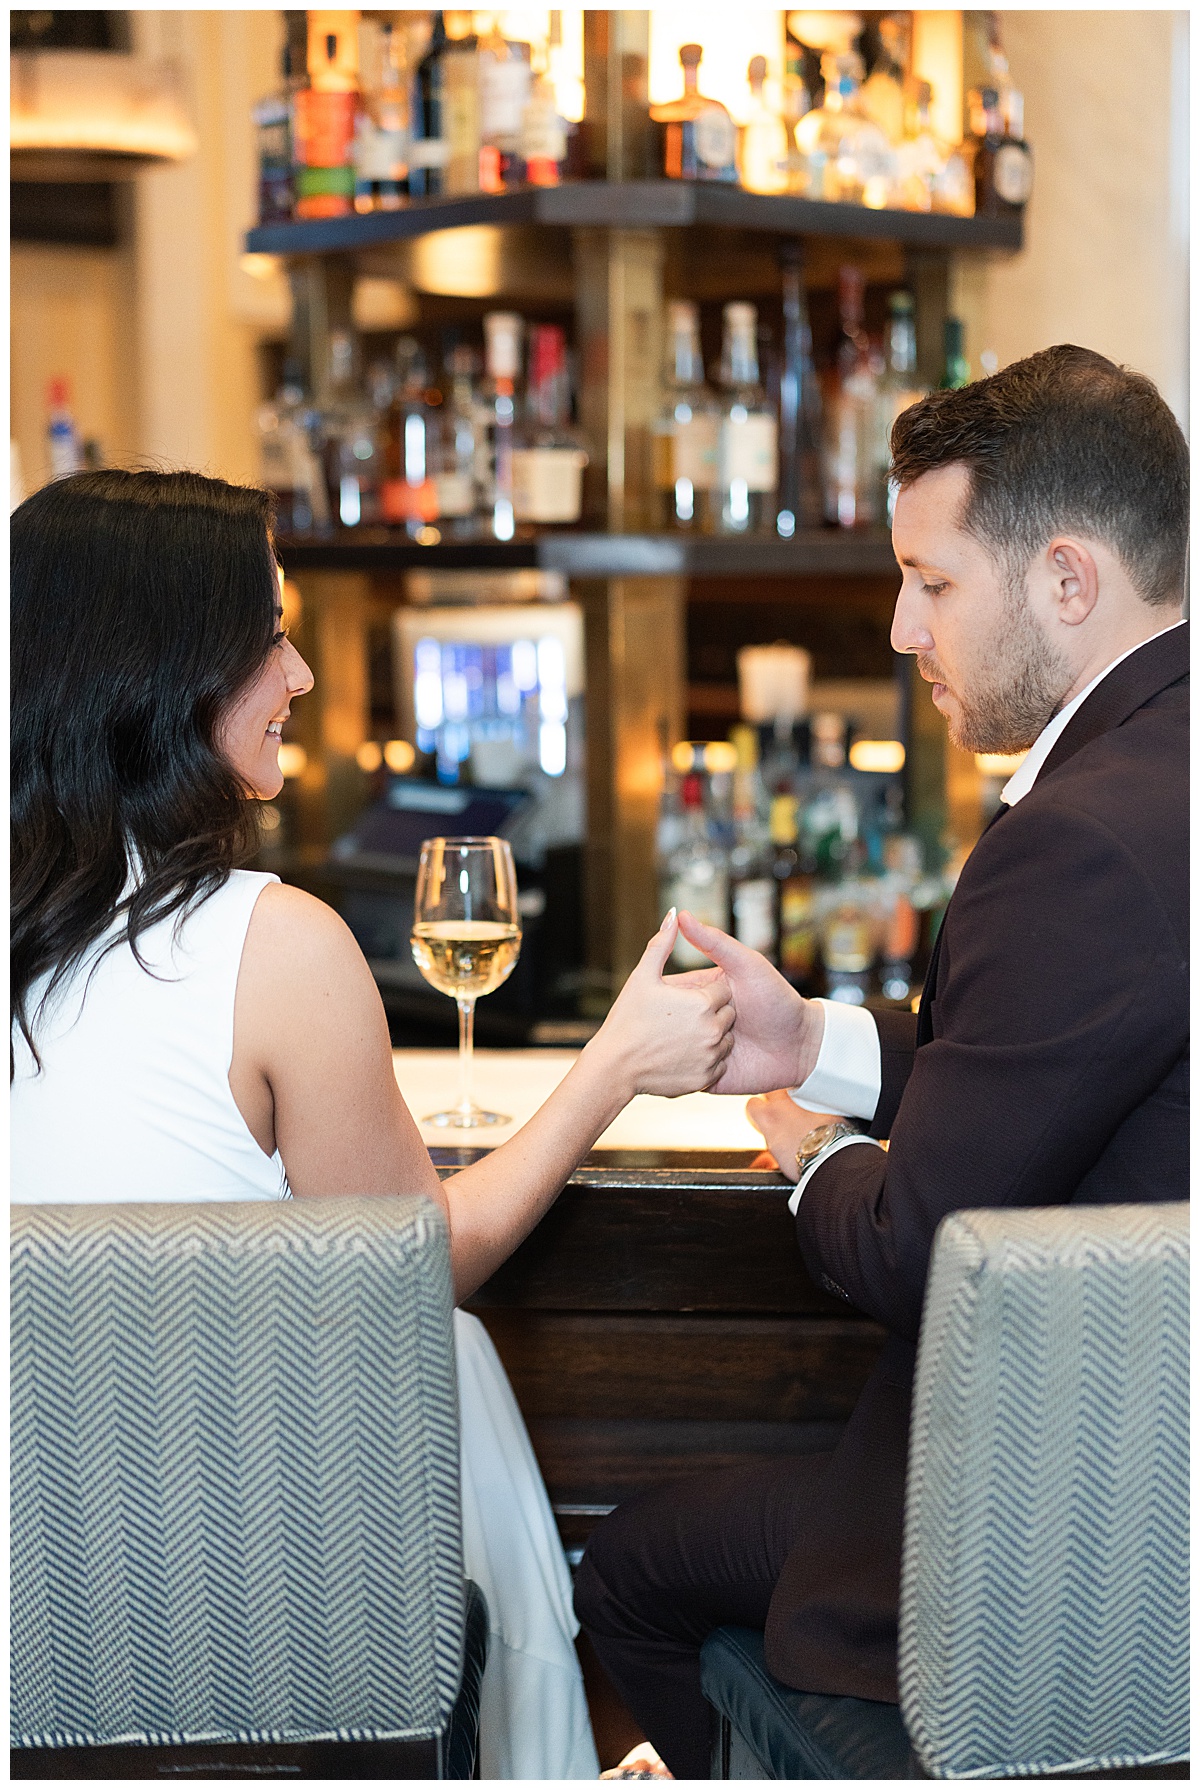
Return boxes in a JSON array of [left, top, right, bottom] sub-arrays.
[[899, 1201, 1189, 1780], [11, 1197, 466, 1752]]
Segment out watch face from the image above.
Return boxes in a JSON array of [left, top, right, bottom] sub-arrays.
[[800, 1122, 842, 1164]]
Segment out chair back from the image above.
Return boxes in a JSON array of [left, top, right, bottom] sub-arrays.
[[899, 1201, 1189, 1779], [11, 1197, 466, 1753]]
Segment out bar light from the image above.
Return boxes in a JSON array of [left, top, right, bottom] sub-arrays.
[[848, 739, 906, 773], [11, 51, 197, 178]]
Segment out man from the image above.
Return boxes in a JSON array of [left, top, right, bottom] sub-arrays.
[[575, 345, 1189, 1778]]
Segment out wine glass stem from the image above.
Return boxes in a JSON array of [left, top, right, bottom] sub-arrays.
[[457, 996, 476, 1116]]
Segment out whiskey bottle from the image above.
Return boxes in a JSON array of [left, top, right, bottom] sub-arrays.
[[652, 42, 738, 184], [652, 301, 720, 532], [874, 291, 927, 520]]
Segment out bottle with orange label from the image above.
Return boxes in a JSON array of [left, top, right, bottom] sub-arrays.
[[652, 43, 738, 184], [293, 10, 359, 220]]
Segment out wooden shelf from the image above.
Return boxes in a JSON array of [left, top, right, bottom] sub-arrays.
[[247, 180, 1023, 257], [275, 527, 899, 579]]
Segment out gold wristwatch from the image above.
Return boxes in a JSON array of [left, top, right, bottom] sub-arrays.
[[795, 1119, 867, 1180]]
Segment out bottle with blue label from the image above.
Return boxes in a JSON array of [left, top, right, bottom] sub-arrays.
[[651, 43, 738, 184]]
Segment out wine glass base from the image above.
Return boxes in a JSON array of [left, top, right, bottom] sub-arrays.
[[422, 1106, 511, 1130]]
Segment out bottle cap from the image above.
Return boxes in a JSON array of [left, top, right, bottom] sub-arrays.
[[680, 43, 703, 68], [748, 54, 767, 84], [47, 376, 71, 408], [668, 299, 699, 331], [723, 301, 757, 332], [889, 290, 914, 315]]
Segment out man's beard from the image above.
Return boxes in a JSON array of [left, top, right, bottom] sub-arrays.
[[920, 587, 1072, 754]]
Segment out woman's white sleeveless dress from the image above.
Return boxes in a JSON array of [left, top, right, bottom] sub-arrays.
[[10, 870, 599, 1780]]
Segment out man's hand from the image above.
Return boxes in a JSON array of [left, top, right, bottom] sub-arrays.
[[674, 911, 825, 1096], [747, 1089, 840, 1182]]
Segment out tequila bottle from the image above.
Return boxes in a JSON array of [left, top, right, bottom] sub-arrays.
[[794, 52, 895, 207], [652, 300, 720, 532], [652, 42, 738, 184]]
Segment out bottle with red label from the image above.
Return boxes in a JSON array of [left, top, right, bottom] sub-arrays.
[[293, 9, 359, 220], [477, 16, 532, 192]]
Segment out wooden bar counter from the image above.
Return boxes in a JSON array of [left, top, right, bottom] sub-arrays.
[[405, 1051, 886, 1556]]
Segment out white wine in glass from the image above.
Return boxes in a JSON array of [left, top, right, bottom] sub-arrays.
[[410, 835, 522, 1127]]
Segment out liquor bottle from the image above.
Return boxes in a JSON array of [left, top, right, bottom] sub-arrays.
[[728, 725, 776, 959], [409, 10, 451, 197], [442, 14, 483, 195], [793, 52, 895, 207], [776, 254, 824, 536], [859, 13, 908, 145], [379, 339, 439, 534], [478, 17, 532, 192], [320, 328, 381, 528], [939, 318, 971, 389], [482, 311, 522, 541], [520, 70, 569, 186], [252, 36, 295, 225], [663, 774, 730, 970], [894, 79, 972, 216], [781, 21, 813, 189], [768, 793, 820, 991], [45, 378, 84, 479], [738, 55, 788, 195], [511, 325, 586, 525], [823, 265, 880, 529], [878, 832, 922, 1001], [651, 43, 738, 185], [969, 82, 1033, 218], [258, 359, 329, 533], [433, 342, 480, 530], [820, 884, 876, 1005], [716, 303, 778, 536], [353, 16, 408, 212], [801, 713, 860, 880], [874, 291, 927, 520], [293, 10, 358, 220], [652, 300, 720, 533]]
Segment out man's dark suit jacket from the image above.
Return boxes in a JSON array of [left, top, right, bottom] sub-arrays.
[[763, 622, 1189, 1704]]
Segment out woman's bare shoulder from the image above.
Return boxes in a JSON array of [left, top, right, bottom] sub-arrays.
[[242, 880, 380, 1006]]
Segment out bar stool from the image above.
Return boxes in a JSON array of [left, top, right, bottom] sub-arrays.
[[11, 1196, 488, 1778], [702, 1201, 1189, 1779]]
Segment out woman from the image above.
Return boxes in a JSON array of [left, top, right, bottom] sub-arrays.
[[11, 470, 735, 1779]]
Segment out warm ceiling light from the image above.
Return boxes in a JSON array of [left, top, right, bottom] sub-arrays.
[[356, 740, 384, 773], [849, 739, 906, 773], [10, 51, 198, 177], [277, 743, 308, 780], [974, 750, 1027, 778], [383, 738, 416, 773], [702, 741, 739, 775], [410, 226, 502, 298], [671, 741, 697, 773]]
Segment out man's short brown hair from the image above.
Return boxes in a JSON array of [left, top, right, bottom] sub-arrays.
[[890, 344, 1188, 608]]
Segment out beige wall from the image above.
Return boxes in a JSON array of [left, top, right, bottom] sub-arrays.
[[10, 10, 288, 497], [954, 10, 1189, 428]]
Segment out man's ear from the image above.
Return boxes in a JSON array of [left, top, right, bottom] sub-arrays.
[[1041, 536, 1100, 627]]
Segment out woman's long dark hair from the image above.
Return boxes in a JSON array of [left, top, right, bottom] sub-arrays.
[[12, 469, 280, 1069]]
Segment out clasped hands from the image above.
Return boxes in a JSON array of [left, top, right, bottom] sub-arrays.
[[595, 907, 842, 1180]]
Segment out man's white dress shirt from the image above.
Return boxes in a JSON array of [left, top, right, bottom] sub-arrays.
[[784, 622, 1185, 1213]]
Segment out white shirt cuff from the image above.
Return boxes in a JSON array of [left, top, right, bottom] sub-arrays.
[[788, 999, 881, 1122], [787, 1134, 883, 1216]]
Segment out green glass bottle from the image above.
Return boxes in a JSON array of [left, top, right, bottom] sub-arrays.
[[939, 318, 971, 389]]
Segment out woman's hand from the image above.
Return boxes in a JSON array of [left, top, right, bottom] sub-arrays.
[[745, 1088, 841, 1181], [585, 910, 735, 1100]]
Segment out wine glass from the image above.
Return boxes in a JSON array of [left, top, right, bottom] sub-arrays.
[[410, 835, 523, 1128]]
